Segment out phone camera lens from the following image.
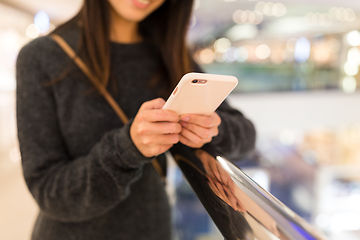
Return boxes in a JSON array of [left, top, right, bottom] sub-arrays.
[[192, 80, 198, 83]]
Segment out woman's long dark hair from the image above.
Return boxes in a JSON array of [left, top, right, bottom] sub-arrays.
[[53, 0, 194, 94]]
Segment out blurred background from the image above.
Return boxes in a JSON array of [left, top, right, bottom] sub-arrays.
[[1, 0, 360, 239]]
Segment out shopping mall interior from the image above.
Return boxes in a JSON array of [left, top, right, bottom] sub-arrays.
[[1, 0, 360, 239]]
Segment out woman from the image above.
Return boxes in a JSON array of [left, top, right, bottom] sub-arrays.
[[16, 0, 256, 239]]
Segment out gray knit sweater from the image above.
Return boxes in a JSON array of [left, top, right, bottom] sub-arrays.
[[16, 26, 256, 240]]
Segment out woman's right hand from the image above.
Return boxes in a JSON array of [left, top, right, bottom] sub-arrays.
[[130, 98, 182, 157]]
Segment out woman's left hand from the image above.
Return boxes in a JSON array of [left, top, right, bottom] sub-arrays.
[[179, 112, 221, 148]]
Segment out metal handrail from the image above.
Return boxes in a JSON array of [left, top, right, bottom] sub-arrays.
[[170, 143, 328, 240]]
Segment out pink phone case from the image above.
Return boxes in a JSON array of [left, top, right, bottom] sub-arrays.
[[163, 72, 238, 116]]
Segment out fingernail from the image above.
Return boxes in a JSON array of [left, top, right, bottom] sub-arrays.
[[181, 116, 190, 122], [180, 121, 187, 127]]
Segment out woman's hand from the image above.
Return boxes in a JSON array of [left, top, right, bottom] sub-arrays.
[[130, 98, 181, 157], [179, 112, 221, 148]]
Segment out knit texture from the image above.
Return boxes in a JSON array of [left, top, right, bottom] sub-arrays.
[[16, 25, 256, 240]]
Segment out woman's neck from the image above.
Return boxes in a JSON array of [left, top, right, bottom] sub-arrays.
[[109, 8, 143, 43]]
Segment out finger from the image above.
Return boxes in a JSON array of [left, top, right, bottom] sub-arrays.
[[180, 122, 218, 139], [137, 122, 182, 135], [179, 135, 201, 148], [138, 109, 180, 123], [180, 112, 221, 128], [149, 144, 174, 157], [180, 127, 212, 147], [179, 134, 211, 149], [180, 127, 202, 145], [140, 98, 166, 111], [141, 133, 180, 146]]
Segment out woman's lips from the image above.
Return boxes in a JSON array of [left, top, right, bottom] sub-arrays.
[[130, 0, 151, 9]]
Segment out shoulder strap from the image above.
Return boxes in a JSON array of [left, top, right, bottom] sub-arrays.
[[50, 34, 165, 180], [51, 34, 129, 124]]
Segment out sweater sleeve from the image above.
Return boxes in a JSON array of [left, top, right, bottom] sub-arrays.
[[212, 100, 256, 160], [16, 39, 153, 222]]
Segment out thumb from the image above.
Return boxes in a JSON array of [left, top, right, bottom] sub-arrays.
[[140, 98, 166, 111]]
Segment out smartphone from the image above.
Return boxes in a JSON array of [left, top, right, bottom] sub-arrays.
[[163, 72, 238, 116]]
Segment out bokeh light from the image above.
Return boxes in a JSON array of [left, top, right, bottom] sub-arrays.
[[314, 45, 330, 63], [214, 38, 231, 53], [342, 76, 357, 93], [34, 11, 50, 34], [344, 62, 359, 76], [286, 38, 297, 52], [327, 38, 340, 53], [199, 48, 214, 64], [347, 30, 360, 47], [236, 46, 249, 62], [294, 37, 311, 63], [26, 24, 40, 39], [226, 24, 259, 41], [255, 1, 287, 17], [347, 47, 360, 66], [190, 15, 197, 28], [255, 44, 271, 60], [225, 47, 238, 62]]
